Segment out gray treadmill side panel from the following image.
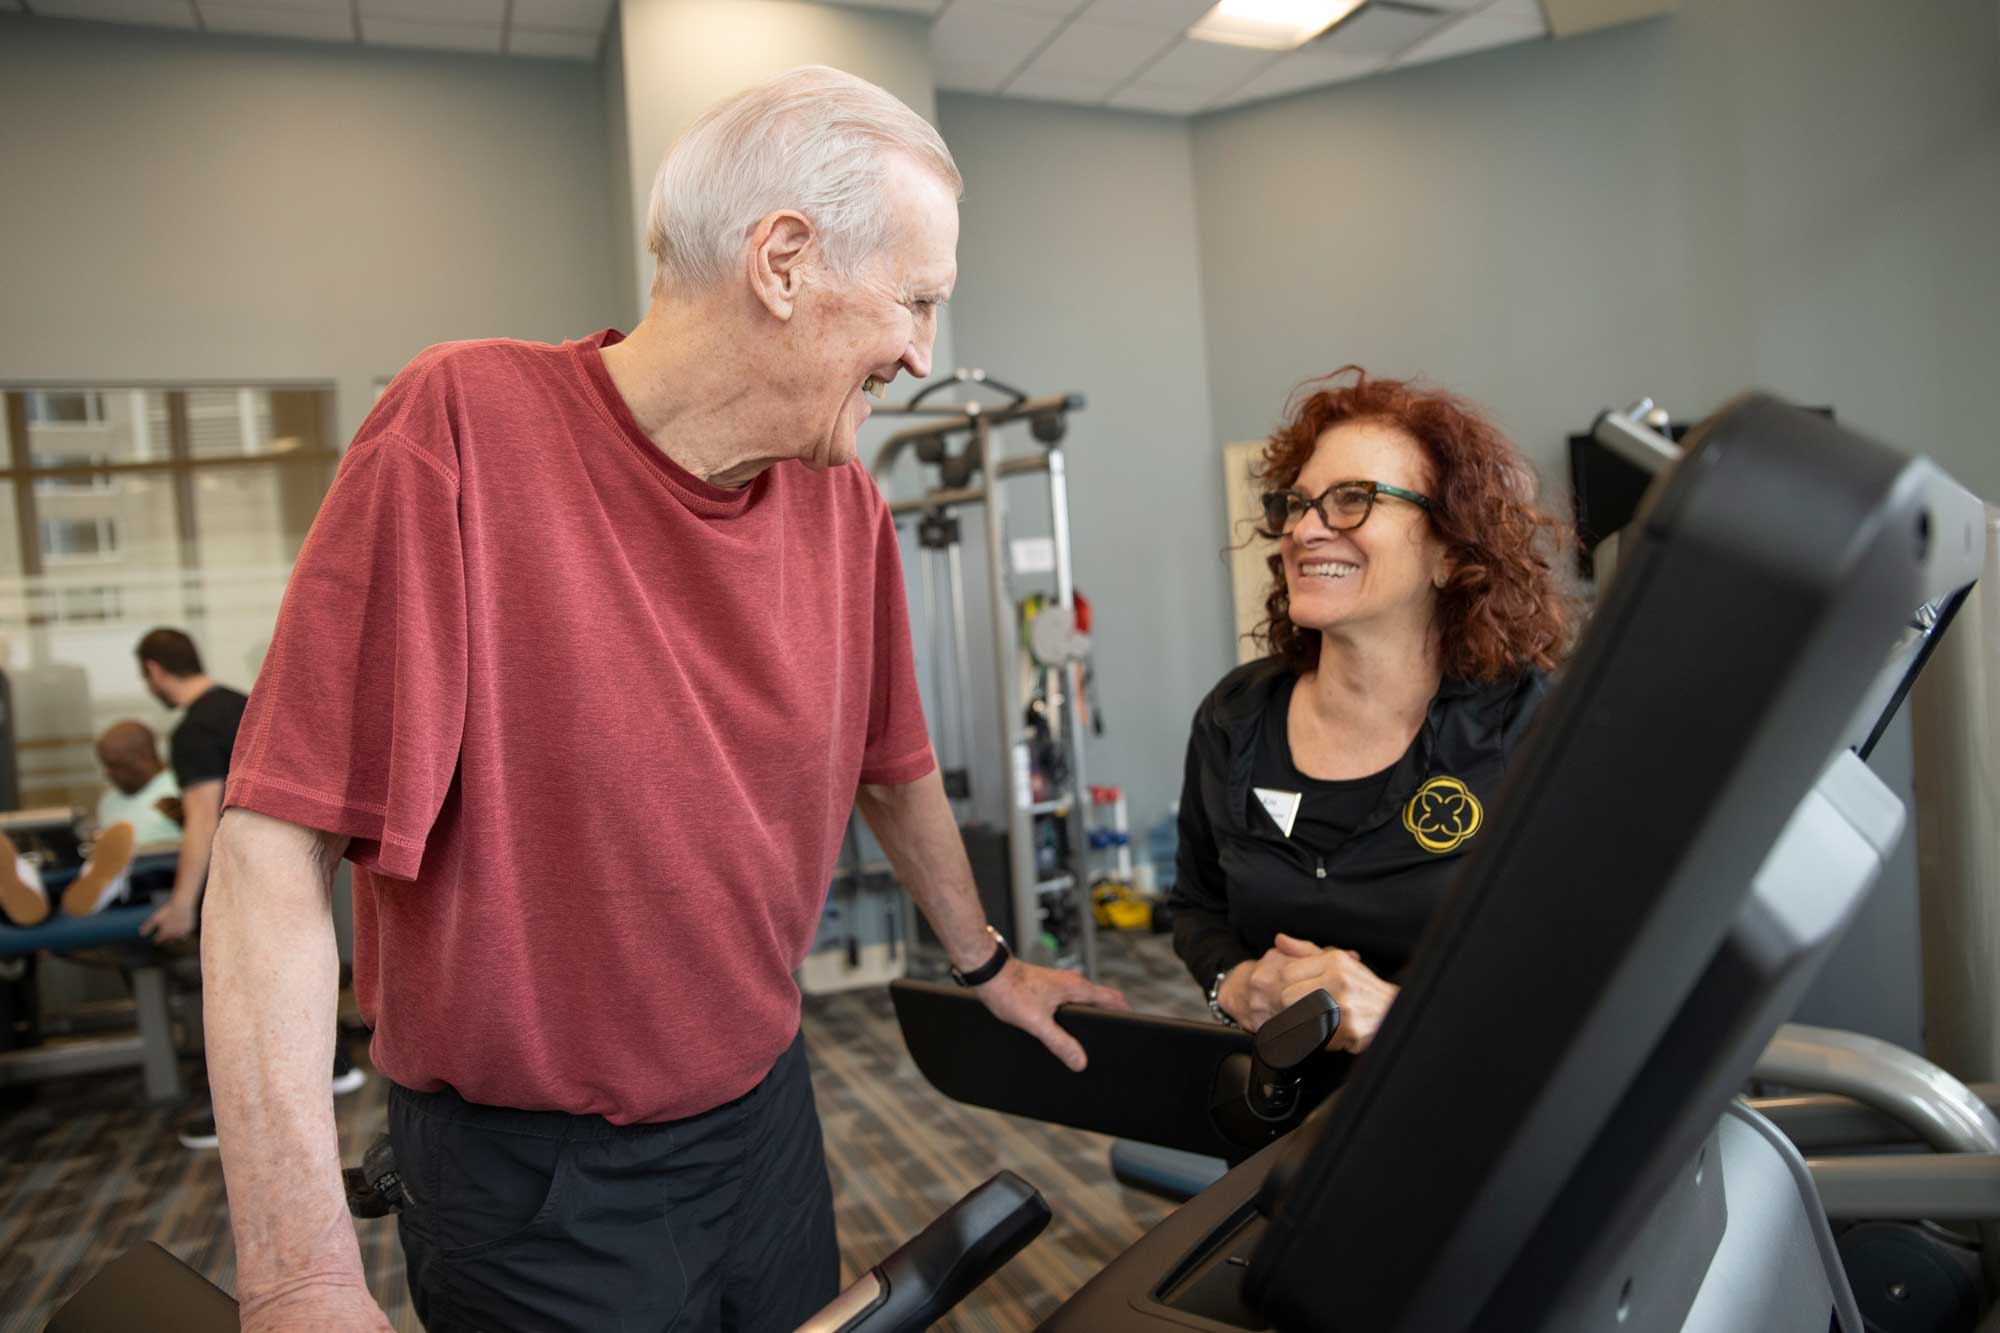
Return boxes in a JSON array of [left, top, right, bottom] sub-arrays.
[[1678, 1108, 1859, 1333], [1534, 751, 1897, 1333]]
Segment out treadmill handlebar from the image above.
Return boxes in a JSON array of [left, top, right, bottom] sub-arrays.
[[1246, 988, 1340, 1123], [803, 1170, 1052, 1333], [1255, 989, 1339, 1074]]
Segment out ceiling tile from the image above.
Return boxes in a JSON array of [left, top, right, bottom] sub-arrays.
[[933, 58, 1015, 94], [1395, 8, 1544, 68], [29, 0, 198, 25], [508, 23, 598, 56], [813, 0, 944, 13], [1073, 0, 1211, 30], [510, 0, 606, 29], [1002, 71, 1115, 104], [1139, 35, 1270, 91], [1314, 3, 1445, 57], [360, 13, 502, 48], [1018, 18, 1167, 84], [359, 0, 500, 21], [1219, 46, 1380, 105], [928, 3, 1061, 73], [943, 0, 1083, 16], [1482, 0, 1550, 24], [1104, 80, 1210, 114], [202, 0, 350, 13], [201, 3, 355, 37]]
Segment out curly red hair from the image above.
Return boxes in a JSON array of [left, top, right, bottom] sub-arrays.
[[1254, 367, 1573, 682]]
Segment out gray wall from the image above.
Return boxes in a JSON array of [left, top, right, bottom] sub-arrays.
[[1187, 0, 1999, 1049], [1192, 0, 1999, 500], [0, 17, 622, 445], [604, 18, 640, 328], [936, 94, 1228, 846]]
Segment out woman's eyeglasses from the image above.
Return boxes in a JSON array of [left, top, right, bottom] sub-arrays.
[[1260, 480, 1433, 535]]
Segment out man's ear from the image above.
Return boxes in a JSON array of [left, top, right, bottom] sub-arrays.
[[748, 210, 816, 320]]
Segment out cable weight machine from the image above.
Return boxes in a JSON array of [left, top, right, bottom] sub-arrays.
[[869, 370, 1099, 979]]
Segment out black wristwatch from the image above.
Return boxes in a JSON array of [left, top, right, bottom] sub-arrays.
[[950, 925, 1010, 987]]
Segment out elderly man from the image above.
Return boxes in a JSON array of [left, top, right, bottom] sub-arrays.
[[207, 66, 1125, 1332]]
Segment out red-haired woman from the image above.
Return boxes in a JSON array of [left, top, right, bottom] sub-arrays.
[[1171, 368, 1572, 1054]]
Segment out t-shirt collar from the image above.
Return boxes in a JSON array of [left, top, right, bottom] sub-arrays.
[[569, 328, 766, 518]]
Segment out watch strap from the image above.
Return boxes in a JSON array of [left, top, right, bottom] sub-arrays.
[[951, 927, 1010, 987]]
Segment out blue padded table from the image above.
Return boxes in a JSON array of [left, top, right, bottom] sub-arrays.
[[0, 853, 187, 1101], [0, 905, 158, 958]]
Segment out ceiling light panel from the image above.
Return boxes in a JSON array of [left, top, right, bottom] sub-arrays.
[[1188, 0, 1365, 51]]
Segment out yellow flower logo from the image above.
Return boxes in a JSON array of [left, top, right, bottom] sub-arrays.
[[1403, 776, 1483, 854]]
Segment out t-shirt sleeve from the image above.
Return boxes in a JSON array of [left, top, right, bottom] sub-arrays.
[[225, 430, 468, 880], [856, 498, 935, 787], [172, 714, 232, 789]]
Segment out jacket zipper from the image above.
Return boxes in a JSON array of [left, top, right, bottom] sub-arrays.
[[1315, 856, 1326, 880]]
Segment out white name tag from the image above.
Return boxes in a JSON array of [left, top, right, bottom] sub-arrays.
[[1254, 787, 1302, 839]]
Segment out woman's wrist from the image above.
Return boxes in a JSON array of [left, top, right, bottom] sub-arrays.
[[1214, 961, 1251, 1022]]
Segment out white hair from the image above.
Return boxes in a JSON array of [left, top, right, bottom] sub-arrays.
[[646, 66, 962, 294]]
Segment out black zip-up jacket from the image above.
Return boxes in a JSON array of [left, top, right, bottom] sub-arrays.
[[1169, 657, 1549, 994]]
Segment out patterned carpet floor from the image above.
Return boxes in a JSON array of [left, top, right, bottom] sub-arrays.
[[0, 928, 1206, 1332]]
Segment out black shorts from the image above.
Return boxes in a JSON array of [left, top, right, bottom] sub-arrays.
[[388, 1031, 839, 1332]]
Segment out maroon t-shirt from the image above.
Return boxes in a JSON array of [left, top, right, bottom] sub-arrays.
[[226, 331, 934, 1124]]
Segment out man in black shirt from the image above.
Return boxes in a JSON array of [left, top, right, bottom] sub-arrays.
[[137, 627, 363, 1148], [136, 628, 248, 944]]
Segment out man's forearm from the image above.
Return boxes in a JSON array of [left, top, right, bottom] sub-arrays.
[[170, 797, 218, 909], [204, 810, 369, 1314], [855, 766, 997, 972]]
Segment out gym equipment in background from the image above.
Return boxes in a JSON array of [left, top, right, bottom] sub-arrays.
[[869, 371, 1100, 974]]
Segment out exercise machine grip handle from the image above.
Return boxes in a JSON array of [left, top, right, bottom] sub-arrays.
[[801, 1170, 1051, 1333]]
